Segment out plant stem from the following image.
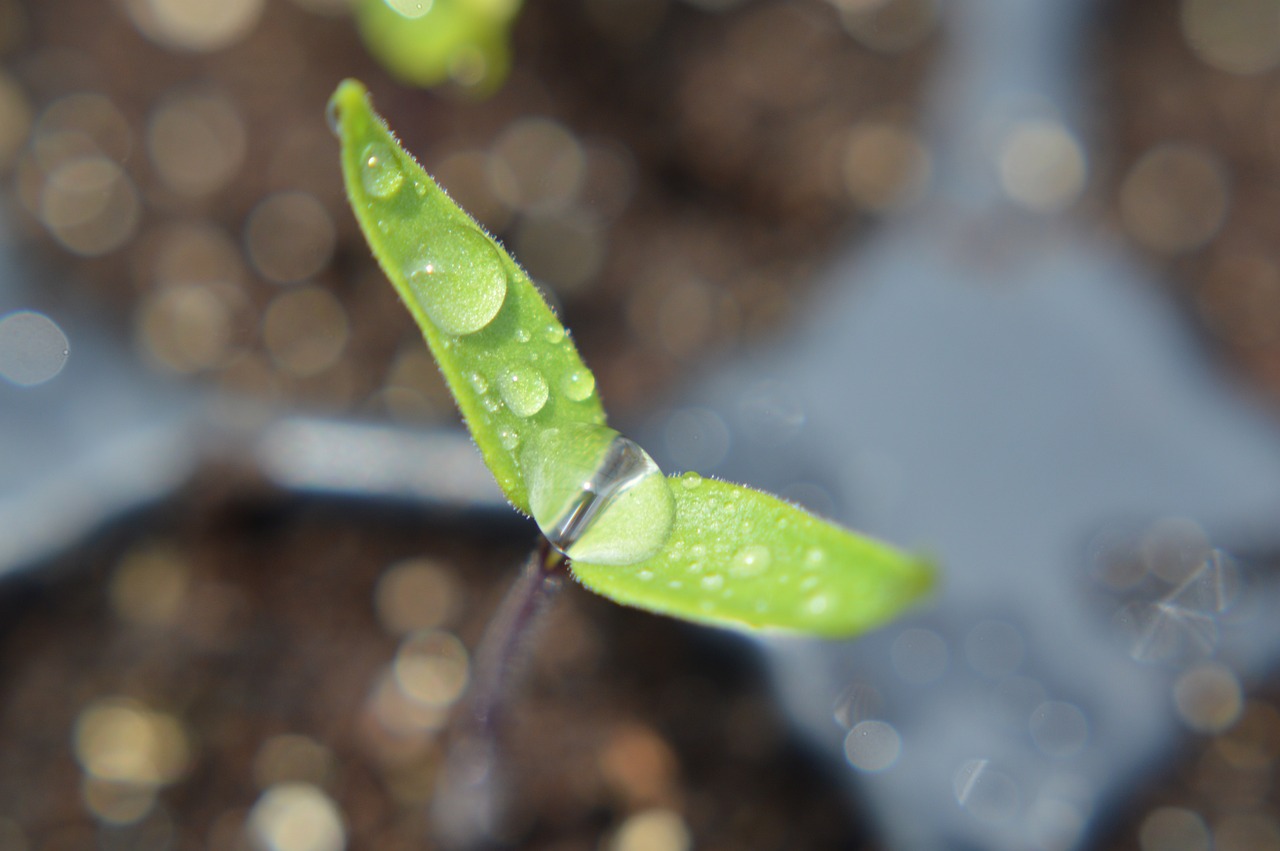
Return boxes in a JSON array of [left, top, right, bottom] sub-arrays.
[[432, 539, 568, 848]]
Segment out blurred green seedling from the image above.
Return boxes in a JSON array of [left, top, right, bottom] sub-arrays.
[[328, 79, 935, 638], [355, 0, 519, 95]]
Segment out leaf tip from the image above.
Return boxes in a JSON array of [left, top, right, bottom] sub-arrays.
[[327, 79, 370, 137]]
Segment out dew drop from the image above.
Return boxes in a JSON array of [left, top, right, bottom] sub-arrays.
[[805, 547, 827, 567], [498, 365, 549, 417], [562, 369, 595, 402], [729, 545, 771, 578], [524, 424, 676, 566], [360, 141, 405, 199], [680, 471, 703, 490], [499, 429, 520, 451], [468, 372, 489, 394], [482, 396, 501, 413], [405, 226, 507, 336], [543, 324, 565, 344], [806, 593, 832, 615], [638, 569, 655, 582], [412, 178, 427, 197], [701, 574, 724, 590], [514, 328, 531, 344]]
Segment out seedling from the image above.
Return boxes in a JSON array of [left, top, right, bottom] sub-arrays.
[[354, 0, 519, 94], [327, 78, 933, 640]]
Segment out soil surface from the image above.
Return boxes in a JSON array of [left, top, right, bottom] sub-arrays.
[[3, 0, 1280, 849]]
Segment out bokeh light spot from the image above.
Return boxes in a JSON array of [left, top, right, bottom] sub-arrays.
[[1120, 144, 1228, 255], [122, 0, 265, 53], [1174, 662, 1243, 733], [245, 191, 336, 284], [147, 89, 247, 197], [0, 310, 69, 387], [373, 557, 461, 635], [247, 783, 346, 851], [843, 720, 902, 772], [1139, 806, 1210, 851]]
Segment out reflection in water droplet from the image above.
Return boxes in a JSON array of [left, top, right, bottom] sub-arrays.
[[805, 592, 831, 615], [680, 471, 703, 490], [360, 141, 404, 199], [405, 226, 507, 336], [498, 365, 549, 417], [729, 545, 771, 577], [524, 424, 675, 565], [562, 369, 595, 401]]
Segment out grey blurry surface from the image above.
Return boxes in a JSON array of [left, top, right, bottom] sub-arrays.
[[651, 1, 1280, 848], [0, 212, 504, 581]]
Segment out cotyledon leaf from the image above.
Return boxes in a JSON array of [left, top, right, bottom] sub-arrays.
[[329, 79, 606, 515], [330, 79, 935, 637], [572, 474, 934, 638]]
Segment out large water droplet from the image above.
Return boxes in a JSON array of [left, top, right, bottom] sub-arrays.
[[562, 369, 595, 402], [523, 424, 676, 566], [498, 365, 549, 417], [406, 226, 507, 336], [680, 471, 703, 490], [729, 544, 771, 578], [360, 141, 404, 199]]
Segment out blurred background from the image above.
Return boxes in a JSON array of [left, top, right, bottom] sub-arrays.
[[3, 0, 1280, 848]]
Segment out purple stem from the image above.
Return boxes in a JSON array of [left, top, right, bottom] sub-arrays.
[[432, 540, 568, 848]]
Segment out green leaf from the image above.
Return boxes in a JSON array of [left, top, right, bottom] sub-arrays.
[[572, 475, 935, 638], [355, 0, 518, 94], [328, 79, 606, 515], [330, 80, 936, 637]]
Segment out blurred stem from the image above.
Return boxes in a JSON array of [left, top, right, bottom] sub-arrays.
[[468, 537, 567, 734], [433, 539, 567, 848]]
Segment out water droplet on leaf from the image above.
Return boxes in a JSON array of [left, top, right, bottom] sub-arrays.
[[729, 545, 772, 578], [514, 328, 531, 344], [543, 324, 565, 344], [468, 372, 489, 394], [406, 226, 507, 336], [523, 424, 676, 566], [499, 429, 520, 450], [701, 574, 724, 590], [680, 471, 703, 490], [498, 365, 549, 417], [562, 369, 595, 402], [360, 141, 404, 199]]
